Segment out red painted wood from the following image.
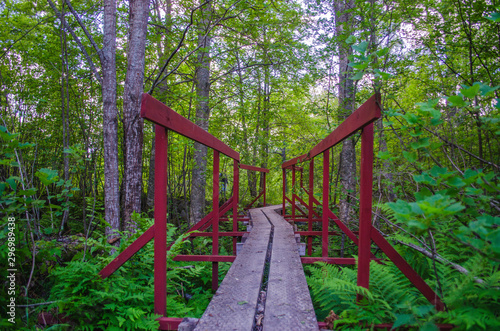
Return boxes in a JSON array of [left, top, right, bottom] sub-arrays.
[[371, 231, 445, 311], [322, 149, 329, 257], [357, 123, 374, 291], [284, 195, 307, 217], [296, 231, 358, 236], [325, 207, 359, 245], [282, 168, 286, 215], [154, 125, 168, 316], [244, 190, 264, 210], [308, 159, 314, 256], [292, 218, 323, 222], [157, 317, 183, 330], [140, 93, 239, 160], [282, 153, 309, 169], [233, 159, 239, 255], [174, 255, 236, 262], [294, 194, 320, 218], [198, 197, 234, 232], [212, 150, 220, 291], [301, 257, 356, 265], [263, 173, 266, 206], [99, 225, 155, 278], [189, 231, 248, 237], [292, 167, 296, 220], [309, 94, 381, 159], [240, 163, 270, 173]]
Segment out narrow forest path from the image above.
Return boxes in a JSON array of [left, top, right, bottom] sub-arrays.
[[194, 206, 318, 331]]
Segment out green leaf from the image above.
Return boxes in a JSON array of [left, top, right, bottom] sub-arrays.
[[403, 151, 417, 162], [346, 35, 356, 44], [117, 316, 126, 327], [420, 321, 439, 331], [6, 177, 17, 191], [377, 151, 392, 160], [414, 305, 435, 317], [411, 138, 430, 149], [19, 188, 37, 196], [392, 314, 415, 329], [350, 70, 364, 80], [447, 176, 466, 188], [460, 84, 481, 98], [373, 68, 391, 80], [479, 84, 500, 96], [238, 301, 248, 305], [486, 12, 500, 22], [403, 113, 420, 125], [352, 41, 368, 54], [36, 168, 59, 186], [375, 47, 390, 57], [417, 99, 439, 112], [447, 95, 467, 107]]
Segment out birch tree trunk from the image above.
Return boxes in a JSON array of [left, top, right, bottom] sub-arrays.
[[122, 0, 150, 232], [334, 0, 357, 227], [189, 0, 212, 226], [102, 0, 120, 239]]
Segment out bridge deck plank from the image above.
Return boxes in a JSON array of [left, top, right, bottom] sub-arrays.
[[194, 206, 318, 330], [262, 206, 319, 331], [194, 209, 270, 331]]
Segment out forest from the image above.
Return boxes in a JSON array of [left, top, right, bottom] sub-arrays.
[[0, 0, 499, 329]]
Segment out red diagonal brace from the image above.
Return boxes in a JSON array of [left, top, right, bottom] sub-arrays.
[[99, 225, 155, 279], [371, 231, 445, 311], [293, 194, 320, 218]]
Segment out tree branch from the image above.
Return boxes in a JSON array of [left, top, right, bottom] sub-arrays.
[[63, 0, 102, 63], [47, 0, 102, 84]]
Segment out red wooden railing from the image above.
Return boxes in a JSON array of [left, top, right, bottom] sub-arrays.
[[282, 93, 445, 311], [99, 93, 268, 330], [241, 164, 269, 210]]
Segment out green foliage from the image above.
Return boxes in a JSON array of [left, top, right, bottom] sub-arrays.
[[306, 261, 444, 329], [45, 223, 215, 330]]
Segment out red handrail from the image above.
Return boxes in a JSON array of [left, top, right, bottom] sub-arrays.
[[281, 93, 445, 311]]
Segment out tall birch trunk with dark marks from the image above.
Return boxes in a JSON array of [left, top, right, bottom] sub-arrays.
[[334, 0, 357, 227], [189, 1, 213, 226], [102, 0, 120, 239], [146, 0, 172, 214], [122, 0, 150, 232]]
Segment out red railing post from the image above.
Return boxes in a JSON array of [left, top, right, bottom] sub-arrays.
[[322, 150, 329, 258], [292, 166, 296, 221], [308, 159, 314, 256], [282, 168, 286, 215], [212, 150, 220, 291], [263, 173, 266, 207], [232, 160, 239, 254], [357, 123, 374, 291], [154, 125, 168, 316]]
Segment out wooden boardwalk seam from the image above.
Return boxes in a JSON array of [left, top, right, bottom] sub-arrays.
[[194, 205, 318, 331]]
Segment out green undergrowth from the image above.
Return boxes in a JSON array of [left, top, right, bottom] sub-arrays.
[[305, 255, 500, 330], [24, 220, 231, 330]]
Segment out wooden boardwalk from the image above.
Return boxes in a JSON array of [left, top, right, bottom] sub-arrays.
[[194, 206, 318, 331]]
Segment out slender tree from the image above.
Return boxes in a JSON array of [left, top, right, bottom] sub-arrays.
[[334, 0, 357, 227], [102, 0, 120, 239], [189, 0, 213, 226], [122, 0, 151, 232]]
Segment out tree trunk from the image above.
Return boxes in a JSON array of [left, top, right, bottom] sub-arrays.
[[189, 0, 213, 226], [102, 0, 120, 239], [122, 0, 150, 232], [334, 0, 357, 226]]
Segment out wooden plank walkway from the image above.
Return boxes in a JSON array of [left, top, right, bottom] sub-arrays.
[[194, 206, 318, 331], [264, 207, 318, 330]]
